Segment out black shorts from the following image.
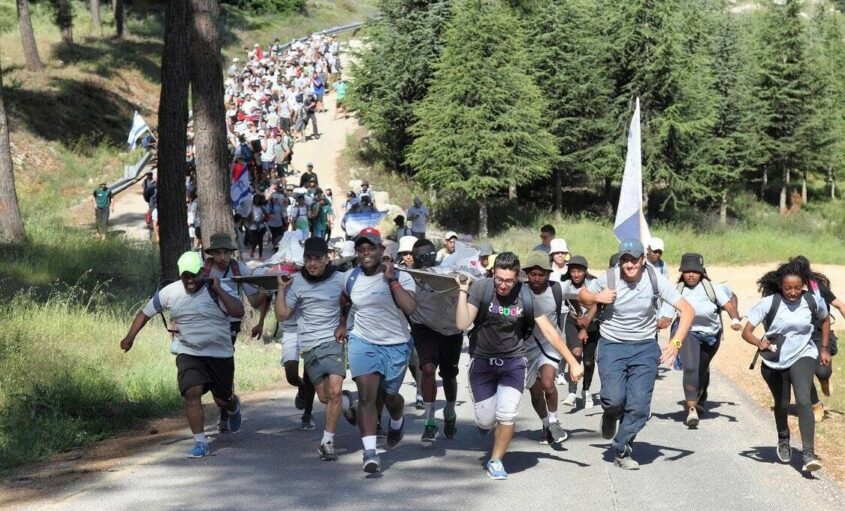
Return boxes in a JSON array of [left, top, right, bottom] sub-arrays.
[[564, 319, 599, 352], [410, 322, 463, 380], [176, 354, 235, 400]]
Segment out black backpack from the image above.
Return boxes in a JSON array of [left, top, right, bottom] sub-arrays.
[[470, 279, 535, 342], [605, 264, 660, 310]]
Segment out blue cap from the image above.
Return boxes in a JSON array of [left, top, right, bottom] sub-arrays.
[[618, 239, 644, 258]]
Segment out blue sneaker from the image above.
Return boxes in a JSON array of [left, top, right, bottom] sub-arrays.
[[227, 397, 242, 433], [188, 441, 209, 458], [486, 459, 507, 480], [362, 449, 380, 473]]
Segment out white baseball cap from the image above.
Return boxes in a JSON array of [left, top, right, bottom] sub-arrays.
[[445, 231, 458, 241], [549, 238, 569, 254], [398, 235, 417, 254], [648, 237, 665, 252]]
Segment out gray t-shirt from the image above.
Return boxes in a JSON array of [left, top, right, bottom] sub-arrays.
[[524, 284, 567, 360], [205, 261, 259, 322], [284, 270, 344, 350], [406, 205, 429, 233], [409, 269, 461, 336], [143, 281, 233, 358], [659, 281, 731, 336], [342, 269, 416, 345], [746, 294, 827, 370], [587, 267, 682, 342]]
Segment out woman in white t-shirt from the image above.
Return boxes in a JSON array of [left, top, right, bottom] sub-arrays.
[[742, 260, 831, 473]]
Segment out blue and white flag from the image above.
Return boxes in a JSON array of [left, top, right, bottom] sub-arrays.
[[127, 111, 149, 150], [343, 211, 387, 237], [230, 163, 252, 217], [613, 97, 652, 244]]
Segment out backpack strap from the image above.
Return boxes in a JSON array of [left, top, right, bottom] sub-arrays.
[[518, 283, 535, 341], [468, 278, 495, 346], [201, 258, 213, 278], [701, 278, 721, 317], [605, 268, 616, 291], [550, 281, 563, 330], [803, 292, 820, 327], [763, 293, 782, 331], [344, 265, 364, 302]]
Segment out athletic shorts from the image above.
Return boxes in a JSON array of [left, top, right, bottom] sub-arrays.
[[281, 331, 300, 364], [302, 341, 346, 385], [410, 322, 463, 380], [468, 356, 526, 427], [176, 354, 234, 400], [347, 331, 412, 396], [525, 352, 559, 389]]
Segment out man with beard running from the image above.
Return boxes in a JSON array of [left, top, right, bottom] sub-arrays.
[[275, 237, 355, 461], [336, 228, 417, 473]]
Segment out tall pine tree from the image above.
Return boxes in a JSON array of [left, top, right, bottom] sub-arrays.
[[346, 0, 452, 171], [406, 0, 557, 236]]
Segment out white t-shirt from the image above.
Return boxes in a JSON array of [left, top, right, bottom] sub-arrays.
[[587, 268, 682, 342], [204, 261, 259, 322], [525, 282, 578, 360], [284, 270, 345, 350], [746, 294, 827, 370], [659, 281, 731, 336], [342, 270, 415, 345], [142, 281, 233, 358], [406, 205, 429, 233]]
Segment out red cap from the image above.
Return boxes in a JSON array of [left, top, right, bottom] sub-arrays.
[[354, 227, 382, 246]]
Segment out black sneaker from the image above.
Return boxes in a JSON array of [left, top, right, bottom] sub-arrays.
[[300, 412, 316, 431], [777, 437, 791, 463], [294, 386, 305, 411], [386, 416, 404, 448], [421, 424, 439, 443], [802, 452, 822, 472], [217, 408, 230, 433], [362, 449, 380, 473], [443, 414, 457, 440], [341, 390, 357, 425], [318, 441, 338, 461], [601, 411, 618, 440], [539, 426, 553, 445]]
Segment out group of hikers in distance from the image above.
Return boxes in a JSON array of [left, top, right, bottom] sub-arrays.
[[119, 220, 838, 479]]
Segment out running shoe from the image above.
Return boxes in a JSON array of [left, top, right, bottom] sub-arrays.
[[376, 420, 386, 439], [362, 449, 380, 473], [294, 386, 305, 410], [300, 412, 316, 431], [601, 411, 618, 440], [614, 448, 639, 471], [820, 378, 831, 397], [802, 452, 822, 473], [777, 437, 791, 463], [386, 416, 405, 448], [443, 413, 457, 439], [554, 373, 567, 386], [685, 407, 699, 429], [539, 426, 553, 445], [421, 424, 439, 443], [562, 392, 577, 407], [318, 441, 338, 461], [548, 422, 569, 444], [217, 409, 230, 433], [187, 441, 209, 458], [228, 398, 242, 433], [583, 390, 595, 409], [486, 459, 508, 480], [341, 390, 357, 425], [415, 396, 425, 410]]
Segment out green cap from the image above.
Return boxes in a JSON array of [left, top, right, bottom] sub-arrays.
[[522, 251, 552, 272], [177, 251, 203, 275]]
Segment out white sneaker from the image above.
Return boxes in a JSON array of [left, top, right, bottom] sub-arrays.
[[555, 374, 567, 386], [583, 391, 594, 409], [562, 392, 577, 407]]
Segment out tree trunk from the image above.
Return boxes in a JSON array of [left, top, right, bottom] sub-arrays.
[[801, 170, 807, 204], [508, 184, 517, 199], [642, 187, 650, 219], [779, 169, 787, 214], [157, 0, 190, 281], [554, 168, 562, 212], [478, 200, 488, 238], [604, 176, 612, 215], [0, 68, 26, 244], [829, 167, 836, 199], [54, 0, 74, 45], [188, 0, 234, 247], [115, 0, 125, 39], [719, 189, 727, 227], [89, 0, 101, 33], [16, 0, 43, 72], [761, 166, 767, 199]]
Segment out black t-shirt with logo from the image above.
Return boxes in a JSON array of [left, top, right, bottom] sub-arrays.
[[468, 279, 527, 359]]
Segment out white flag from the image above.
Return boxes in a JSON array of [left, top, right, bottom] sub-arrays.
[[613, 97, 651, 245], [127, 111, 149, 150]]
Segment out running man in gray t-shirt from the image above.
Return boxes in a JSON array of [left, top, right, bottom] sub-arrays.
[[579, 239, 694, 470]]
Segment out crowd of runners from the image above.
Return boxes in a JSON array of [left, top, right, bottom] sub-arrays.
[[120, 219, 839, 479]]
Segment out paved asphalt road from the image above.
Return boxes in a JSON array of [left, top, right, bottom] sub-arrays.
[[30, 350, 845, 511]]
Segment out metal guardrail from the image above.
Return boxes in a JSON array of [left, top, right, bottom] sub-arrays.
[[106, 15, 380, 196]]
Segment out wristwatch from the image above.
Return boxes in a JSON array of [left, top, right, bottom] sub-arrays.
[[670, 338, 682, 350]]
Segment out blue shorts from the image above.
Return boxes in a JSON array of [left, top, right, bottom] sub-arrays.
[[347, 331, 412, 395]]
